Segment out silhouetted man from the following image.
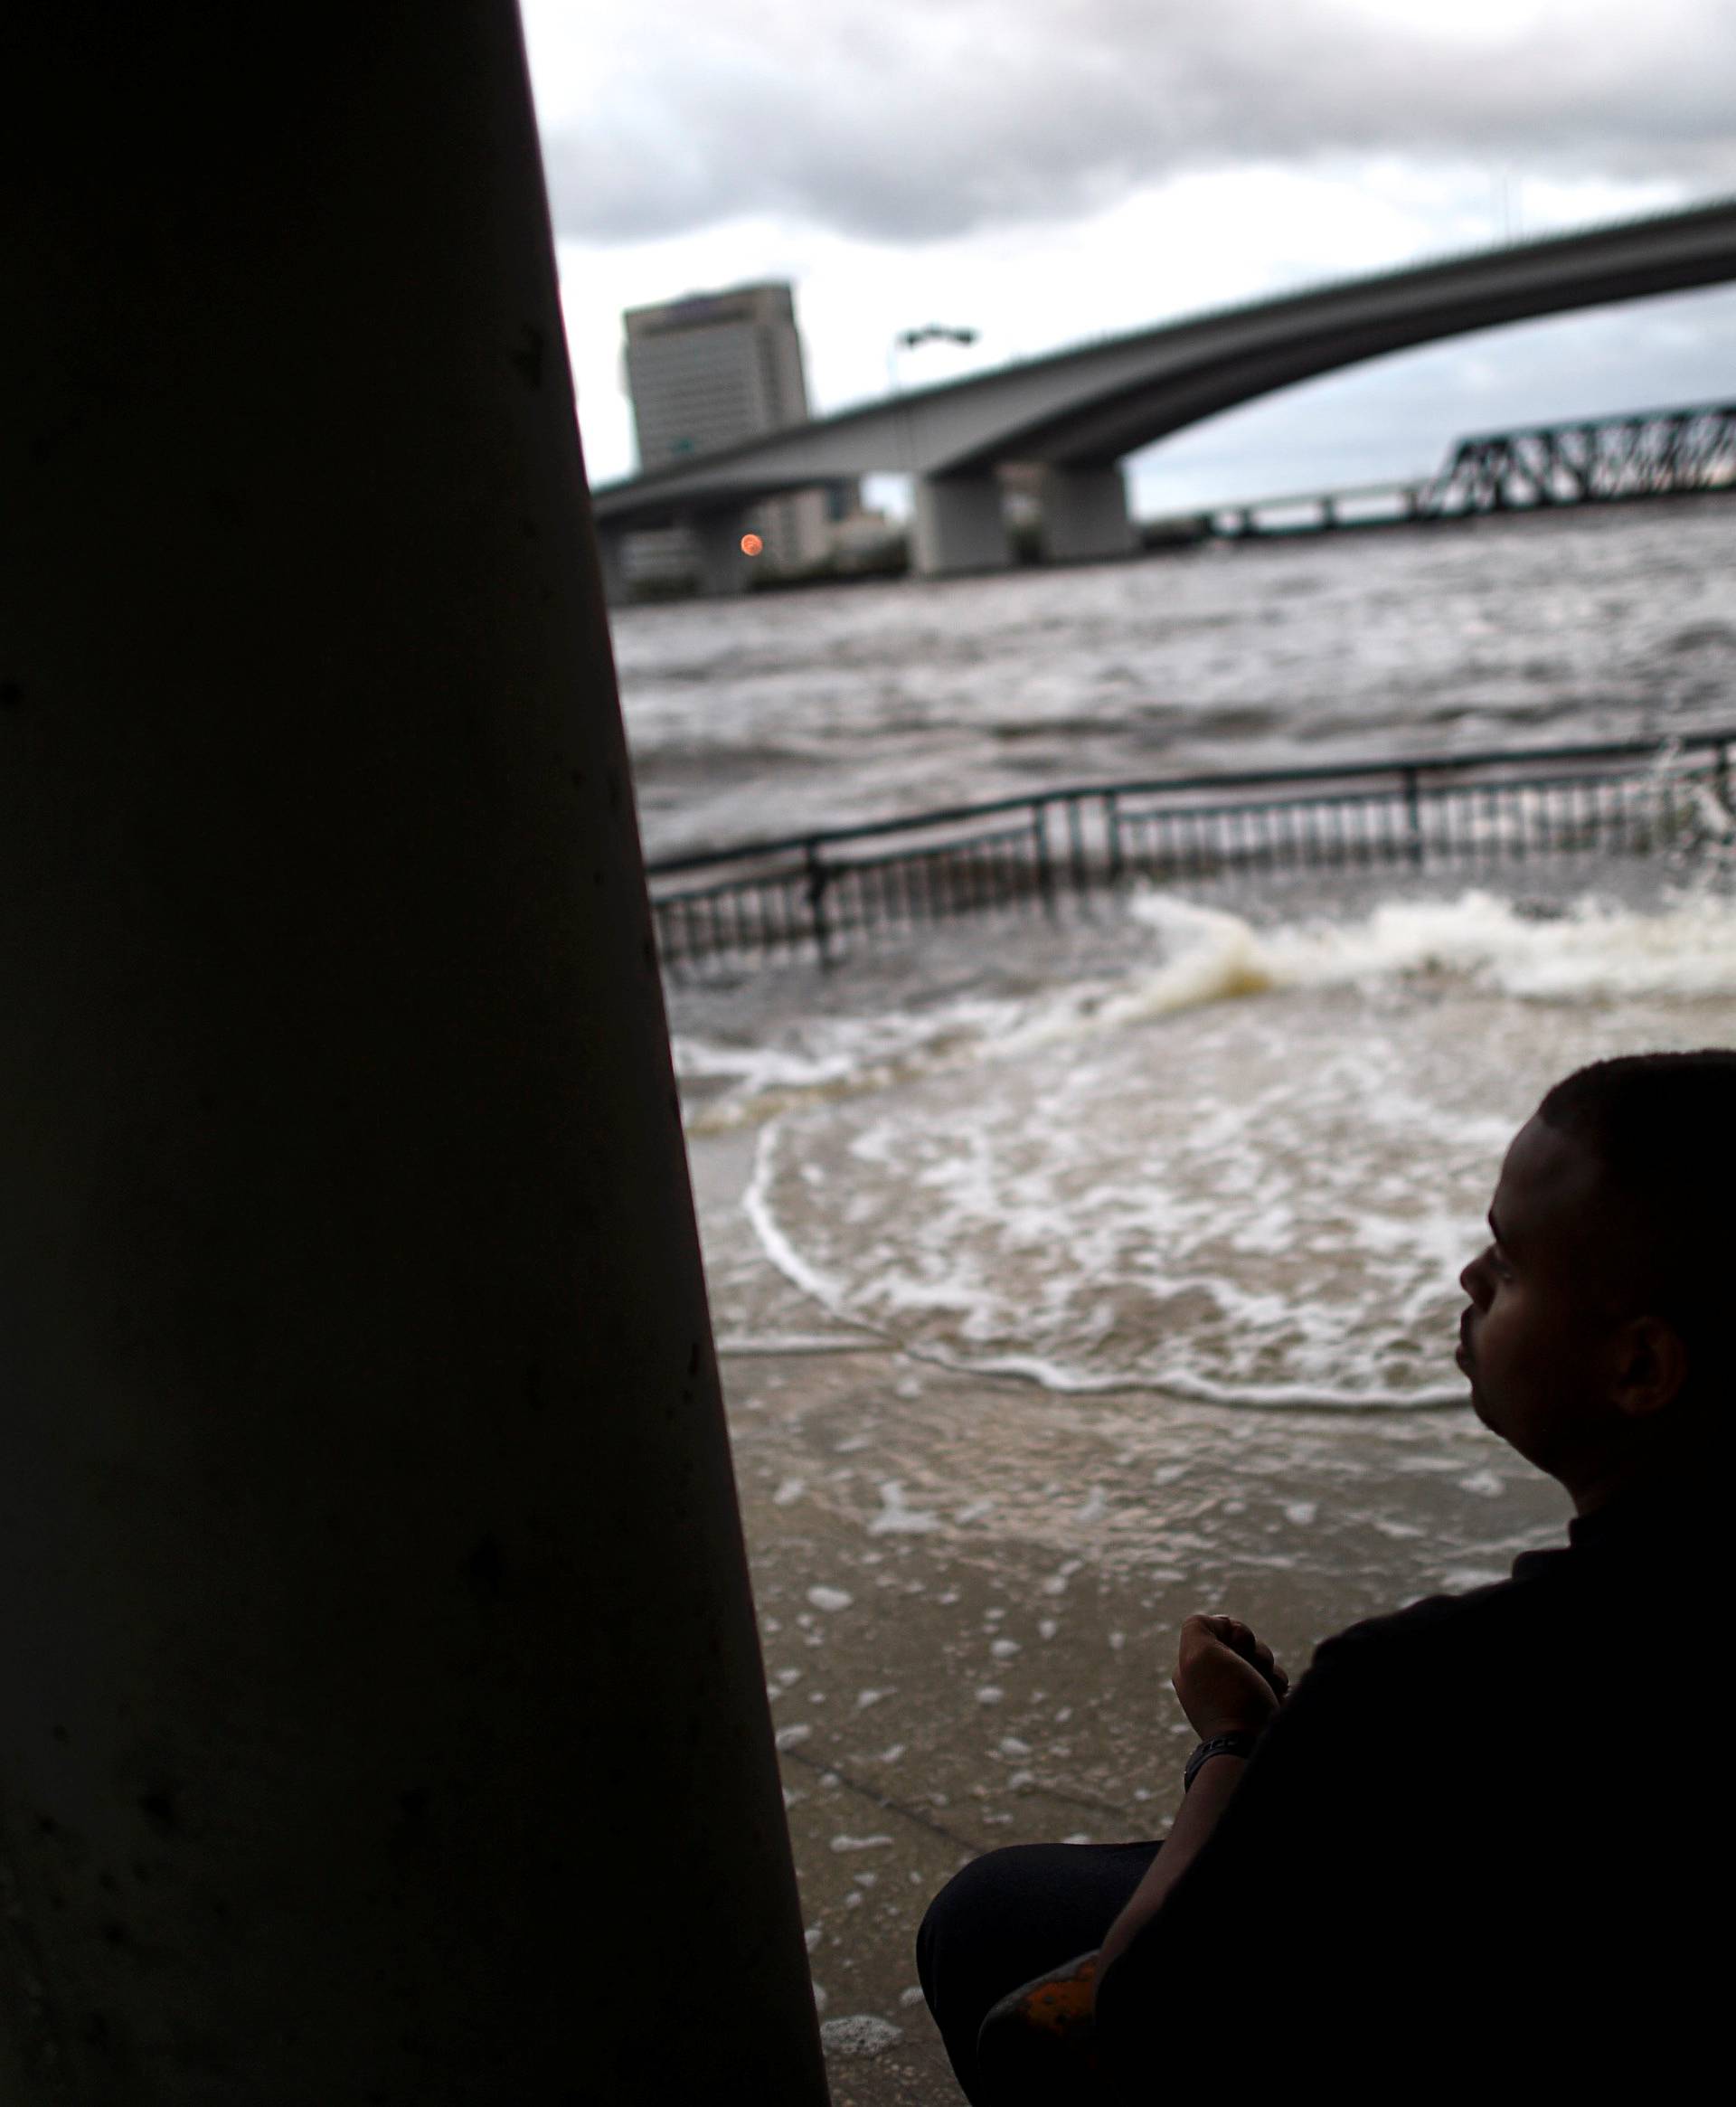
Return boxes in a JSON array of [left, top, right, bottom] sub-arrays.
[[918, 1050, 1731, 2102]]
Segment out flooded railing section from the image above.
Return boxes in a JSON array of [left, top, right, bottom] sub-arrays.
[[647, 731, 1735, 975]]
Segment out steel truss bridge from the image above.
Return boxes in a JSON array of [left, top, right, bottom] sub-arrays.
[[1420, 401, 1736, 515], [1205, 400, 1736, 538]]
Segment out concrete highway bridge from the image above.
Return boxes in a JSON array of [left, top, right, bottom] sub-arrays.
[[590, 197, 1736, 597]]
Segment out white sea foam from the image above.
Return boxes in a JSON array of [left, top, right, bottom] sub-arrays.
[[818, 2014, 903, 2057], [682, 884, 1736, 1137], [1230, 886, 1736, 1005], [728, 883, 1736, 1411], [865, 1480, 942, 1535]]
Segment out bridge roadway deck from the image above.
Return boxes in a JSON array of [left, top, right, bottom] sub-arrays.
[[592, 199, 1736, 591]]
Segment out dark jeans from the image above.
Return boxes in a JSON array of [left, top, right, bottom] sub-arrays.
[[916, 1840, 1161, 2106]]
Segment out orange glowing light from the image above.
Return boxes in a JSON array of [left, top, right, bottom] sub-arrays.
[[740, 532, 764, 556]]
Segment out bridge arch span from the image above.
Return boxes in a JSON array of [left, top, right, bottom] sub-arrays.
[[943, 207, 1736, 473], [591, 199, 1736, 585]]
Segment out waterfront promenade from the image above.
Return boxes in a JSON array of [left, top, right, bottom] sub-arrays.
[[692, 1097, 1571, 2102]]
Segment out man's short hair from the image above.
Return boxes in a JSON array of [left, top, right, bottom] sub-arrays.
[[1538, 1049, 1736, 1386]]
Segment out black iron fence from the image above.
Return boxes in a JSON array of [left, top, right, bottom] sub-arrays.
[[646, 730, 1735, 975]]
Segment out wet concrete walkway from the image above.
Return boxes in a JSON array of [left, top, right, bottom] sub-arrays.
[[691, 1126, 1569, 2104]]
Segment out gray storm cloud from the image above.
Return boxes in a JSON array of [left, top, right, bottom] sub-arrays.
[[542, 0, 1736, 245]]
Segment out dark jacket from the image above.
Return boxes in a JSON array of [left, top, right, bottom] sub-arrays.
[[1093, 1475, 1723, 2096]]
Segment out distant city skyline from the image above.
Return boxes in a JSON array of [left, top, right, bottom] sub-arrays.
[[524, 0, 1736, 516]]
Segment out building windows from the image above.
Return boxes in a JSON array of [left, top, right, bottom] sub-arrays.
[[621, 283, 854, 581]]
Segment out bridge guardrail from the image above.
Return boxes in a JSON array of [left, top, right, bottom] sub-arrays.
[[646, 729, 1735, 976]]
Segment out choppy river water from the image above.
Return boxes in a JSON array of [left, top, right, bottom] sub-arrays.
[[616, 499, 1736, 863], [612, 501, 1736, 1419]]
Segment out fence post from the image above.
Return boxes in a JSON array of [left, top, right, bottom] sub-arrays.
[[1402, 767, 1424, 868], [1066, 793, 1090, 896], [653, 900, 676, 978], [805, 838, 835, 968], [1032, 800, 1057, 919], [1105, 790, 1124, 887]]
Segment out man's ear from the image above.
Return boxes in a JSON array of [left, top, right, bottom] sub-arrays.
[[1609, 1315, 1690, 1421]]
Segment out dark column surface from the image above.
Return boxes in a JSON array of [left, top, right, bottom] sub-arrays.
[[0, 9, 827, 2102]]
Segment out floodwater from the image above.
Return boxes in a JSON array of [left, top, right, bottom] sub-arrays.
[[610, 499, 1736, 1426], [610, 500, 1736, 2093], [616, 498, 1736, 862]]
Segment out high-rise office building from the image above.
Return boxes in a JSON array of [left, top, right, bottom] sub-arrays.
[[622, 282, 851, 581]]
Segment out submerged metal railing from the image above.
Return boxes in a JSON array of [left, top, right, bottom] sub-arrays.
[[646, 730, 1735, 975]]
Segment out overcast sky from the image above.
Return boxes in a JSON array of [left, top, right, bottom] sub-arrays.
[[522, 0, 1736, 514]]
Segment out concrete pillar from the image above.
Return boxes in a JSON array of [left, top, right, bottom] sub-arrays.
[[693, 512, 753, 596], [910, 471, 1013, 576], [0, 12, 828, 2106], [1038, 463, 1136, 563]]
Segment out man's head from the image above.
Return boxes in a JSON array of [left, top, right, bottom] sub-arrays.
[[1458, 1050, 1735, 1512]]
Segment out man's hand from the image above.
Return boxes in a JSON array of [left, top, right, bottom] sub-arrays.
[[1174, 1612, 1289, 1741], [1098, 1614, 1292, 1983]]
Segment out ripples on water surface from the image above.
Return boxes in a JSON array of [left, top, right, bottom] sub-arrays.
[[617, 500, 1736, 860], [617, 504, 1736, 1422]]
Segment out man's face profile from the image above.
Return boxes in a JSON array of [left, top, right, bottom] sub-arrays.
[[1457, 1113, 1637, 1489]]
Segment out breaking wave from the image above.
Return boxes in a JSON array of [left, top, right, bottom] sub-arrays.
[[685, 883, 1736, 1410]]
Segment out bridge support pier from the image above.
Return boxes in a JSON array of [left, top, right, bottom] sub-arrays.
[[911, 472, 1012, 577], [1039, 463, 1135, 563], [693, 511, 753, 596]]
